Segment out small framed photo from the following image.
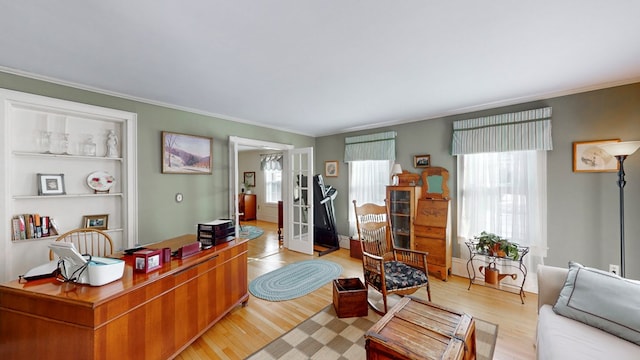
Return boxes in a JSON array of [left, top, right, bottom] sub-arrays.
[[243, 171, 256, 187], [573, 139, 620, 172], [162, 131, 213, 174], [83, 214, 109, 230], [37, 173, 66, 196], [414, 154, 431, 168], [325, 160, 339, 177], [133, 249, 163, 273]]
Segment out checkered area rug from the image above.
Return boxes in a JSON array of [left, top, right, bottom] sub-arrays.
[[247, 305, 379, 359], [247, 304, 498, 360]]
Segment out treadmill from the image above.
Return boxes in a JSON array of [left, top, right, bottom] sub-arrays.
[[312, 174, 340, 256]]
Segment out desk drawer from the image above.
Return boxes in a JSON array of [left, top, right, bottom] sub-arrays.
[[414, 225, 445, 238]]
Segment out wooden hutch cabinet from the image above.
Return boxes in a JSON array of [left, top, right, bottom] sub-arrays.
[[386, 186, 421, 249]]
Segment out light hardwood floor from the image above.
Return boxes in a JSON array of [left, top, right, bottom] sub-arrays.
[[176, 220, 538, 359]]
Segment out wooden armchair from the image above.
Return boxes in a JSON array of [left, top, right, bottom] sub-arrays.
[[49, 228, 114, 260], [353, 200, 431, 314]]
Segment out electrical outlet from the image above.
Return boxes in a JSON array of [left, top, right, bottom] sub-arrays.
[[609, 264, 619, 275]]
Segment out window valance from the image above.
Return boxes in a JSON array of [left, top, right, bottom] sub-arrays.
[[451, 107, 552, 155], [260, 153, 283, 170], [344, 131, 396, 161]]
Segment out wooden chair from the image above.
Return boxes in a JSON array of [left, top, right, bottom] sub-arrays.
[[353, 200, 431, 314], [49, 228, 114, 260]]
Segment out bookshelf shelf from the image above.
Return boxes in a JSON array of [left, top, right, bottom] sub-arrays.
[[1, 89, 138, 282], [13, 193, 124, 200], [10, 228, 124, 243], [13, 151, 123, 161]]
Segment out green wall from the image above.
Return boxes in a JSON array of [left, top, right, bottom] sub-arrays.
[[0, 71, 315, 244], [316, 82, 640, 278], [3, 70, 639, 278]]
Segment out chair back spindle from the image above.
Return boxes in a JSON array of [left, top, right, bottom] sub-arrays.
[[49, 228, 114, 260]]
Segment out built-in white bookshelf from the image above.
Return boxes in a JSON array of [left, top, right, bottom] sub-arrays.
[[0, 89, 138, 281]]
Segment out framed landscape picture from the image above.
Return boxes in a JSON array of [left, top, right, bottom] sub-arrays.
[[573, 139, 620, 172], [162, 131, 213, 174]]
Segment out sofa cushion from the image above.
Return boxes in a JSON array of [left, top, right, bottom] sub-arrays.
[[552, 261, 640, 346], [538, 305, 640, 360]]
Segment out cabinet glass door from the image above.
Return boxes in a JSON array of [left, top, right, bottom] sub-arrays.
[[388, 189, 411, 248]]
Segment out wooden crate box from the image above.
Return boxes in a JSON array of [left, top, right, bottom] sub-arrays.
[[333, 278, 368, 318]]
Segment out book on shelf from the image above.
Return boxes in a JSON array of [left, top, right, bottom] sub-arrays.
[[12, 213, 58, 240], [18, 215, 26, 239], [11, 217, 20, 241], [34, 214, 42, 238], [41, 216, 49, 236], [49, 217, 60, 235], [26, 214, 34, 239]]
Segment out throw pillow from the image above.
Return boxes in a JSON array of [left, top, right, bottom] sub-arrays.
[[553, 261, 640, 345]]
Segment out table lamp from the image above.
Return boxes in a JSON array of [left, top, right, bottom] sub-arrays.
[[599, 140, 640, 277], [391, 163, 402, 185]]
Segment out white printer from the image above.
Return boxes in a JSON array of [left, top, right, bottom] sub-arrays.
[[49, 242, 125, 286]]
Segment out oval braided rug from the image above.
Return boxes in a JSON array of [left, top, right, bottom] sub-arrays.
[[249, 259, 343, 301]]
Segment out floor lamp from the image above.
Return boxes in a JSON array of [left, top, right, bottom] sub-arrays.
[[599, 141, 640, 278]]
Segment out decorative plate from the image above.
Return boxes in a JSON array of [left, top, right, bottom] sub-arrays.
[[87, 171, 115, 191]]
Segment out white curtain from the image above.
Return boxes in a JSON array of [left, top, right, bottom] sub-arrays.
[[347, 160, 392, 237], [260, 153, 283, 170], [457, 150, 547, 291]]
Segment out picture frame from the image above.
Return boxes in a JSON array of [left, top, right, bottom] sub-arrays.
[[573, 139, 620, 172], [414, 154, 431, 168], [325, 160, 339, 177], [37, 173, 66, 196], [162, 131, 213, 174], [83, 214, 109, 230], [243, 171, 256, 187], [133, 249, 163, 273]]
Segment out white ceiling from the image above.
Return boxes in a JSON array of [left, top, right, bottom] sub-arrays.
[[1, 1, 639, 137]]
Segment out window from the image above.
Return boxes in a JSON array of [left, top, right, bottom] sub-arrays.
[[347, 160, 392, 236], [261, 153, 283, 204], [264, 168, 281, 203], [457, 150, 547, 291]]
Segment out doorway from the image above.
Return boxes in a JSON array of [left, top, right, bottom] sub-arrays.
[[229, 136, 307, 253]]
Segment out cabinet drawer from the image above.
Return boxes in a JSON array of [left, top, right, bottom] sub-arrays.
[[416, 237, 445, 255], [414, 225, 445, 238]]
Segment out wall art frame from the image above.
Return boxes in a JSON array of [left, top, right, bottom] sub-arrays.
[[162, 131, 213, 174], [573, 139, 620, 172], [83, 214, 109, 230], [37, 173, 66, 196], [414, 154, 431, 168], [325, 160, 339, 177], [243, 171, 256, 187]]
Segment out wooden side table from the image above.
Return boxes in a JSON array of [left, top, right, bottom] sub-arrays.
[[365, 297, 476, 360]]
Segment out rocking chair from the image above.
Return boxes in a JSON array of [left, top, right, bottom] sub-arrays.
[[353, 200, 431, 314]]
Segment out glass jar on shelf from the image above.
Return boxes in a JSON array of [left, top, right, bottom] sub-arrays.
[[83, 135, 97, 156]]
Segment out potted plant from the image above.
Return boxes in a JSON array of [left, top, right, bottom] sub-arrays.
[[473, 231, 520, 260]]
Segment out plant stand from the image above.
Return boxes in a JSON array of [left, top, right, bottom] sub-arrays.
[[465, 241, 529, 304]]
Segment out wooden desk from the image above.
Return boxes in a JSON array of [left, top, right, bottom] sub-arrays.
[[0, 235, 249, 360], [365, 297, 476, 360]]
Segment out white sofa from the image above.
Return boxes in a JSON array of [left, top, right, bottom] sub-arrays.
[[536, 264, 639, 360]]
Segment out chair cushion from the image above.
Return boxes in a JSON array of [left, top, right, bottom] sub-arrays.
[[366, 261, 428, 291]]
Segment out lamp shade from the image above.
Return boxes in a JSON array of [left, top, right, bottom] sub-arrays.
[[391, 163, 403, 175], [599, 141, 640, 157]]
